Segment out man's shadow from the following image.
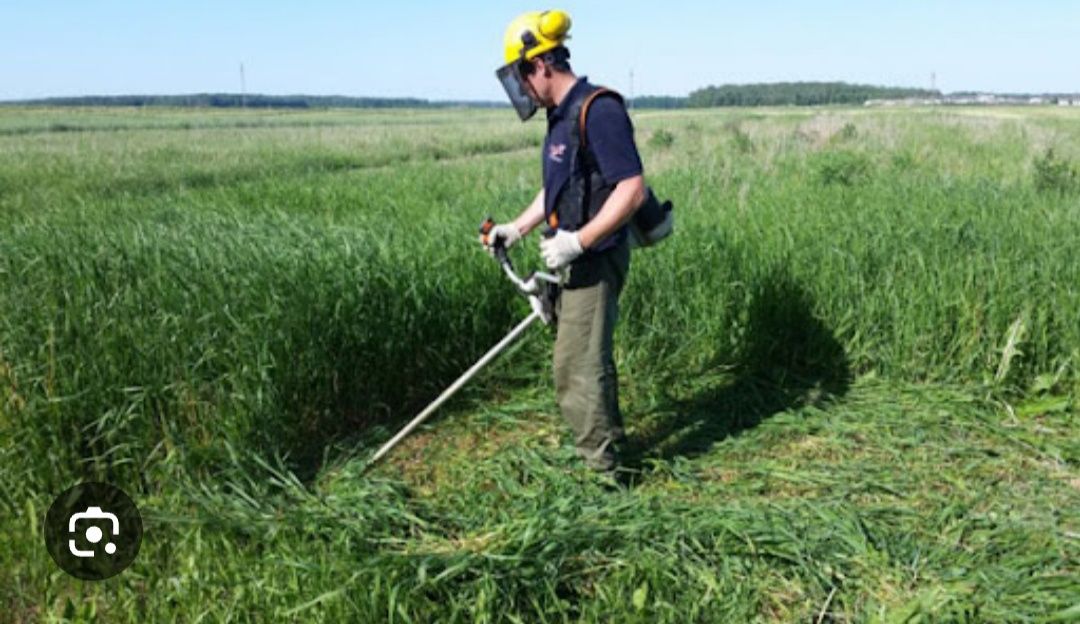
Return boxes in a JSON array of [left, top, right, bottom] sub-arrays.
[[622, 267, 851, 467]]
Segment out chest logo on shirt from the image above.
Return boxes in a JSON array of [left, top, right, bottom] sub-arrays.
[[548, 143, 567, 163]]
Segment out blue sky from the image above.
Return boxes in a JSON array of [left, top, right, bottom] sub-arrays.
[[2, 1, 1077, 101]]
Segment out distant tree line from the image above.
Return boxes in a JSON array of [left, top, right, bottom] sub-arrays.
[[630, 82, 940, 109], [629, 95, 687, 109], [0, 93, 504, 109], [685, 82, 939, 107]]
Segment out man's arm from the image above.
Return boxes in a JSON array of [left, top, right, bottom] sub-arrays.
[[513, 188, 546, 237], [576, 174, 645, 250], [573, 94, 646, 250]]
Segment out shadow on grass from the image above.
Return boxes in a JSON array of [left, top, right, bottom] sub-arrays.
[[623, 267, 851, 467]]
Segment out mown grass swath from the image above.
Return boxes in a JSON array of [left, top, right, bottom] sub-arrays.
[[1, 106, 1077, 621]]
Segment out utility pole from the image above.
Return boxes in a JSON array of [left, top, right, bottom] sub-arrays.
[[240, 63, 246, 108], [931, 71, 937, 93], [628, 68, 634, 112]]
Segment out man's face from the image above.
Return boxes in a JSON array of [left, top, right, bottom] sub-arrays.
[[521, 59, 552, 108]]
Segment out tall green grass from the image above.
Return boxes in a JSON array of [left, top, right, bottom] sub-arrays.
[[1, 106, 1077, 621]]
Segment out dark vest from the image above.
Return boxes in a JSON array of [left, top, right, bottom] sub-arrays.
[[546, 85, 626, 252]]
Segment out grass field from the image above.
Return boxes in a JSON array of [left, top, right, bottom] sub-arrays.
[[1, 104, 1078, 622]]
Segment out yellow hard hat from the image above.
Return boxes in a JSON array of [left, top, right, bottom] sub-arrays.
[[502, 10, 572, 65]]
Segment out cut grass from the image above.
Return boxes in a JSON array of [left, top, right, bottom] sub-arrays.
[[7, 379, 1075, 621]]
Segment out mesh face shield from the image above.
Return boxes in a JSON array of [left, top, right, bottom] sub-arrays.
[[495, 61, 539, 121]]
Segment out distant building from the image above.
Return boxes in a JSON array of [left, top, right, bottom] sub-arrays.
[[865, 93, 1080, 108]]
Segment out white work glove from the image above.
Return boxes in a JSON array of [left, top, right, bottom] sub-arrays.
[[480, 223, 522, 256], [539, 229, 584, 270]]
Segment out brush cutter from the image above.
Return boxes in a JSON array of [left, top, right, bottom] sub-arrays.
[[365, 218, 560, 468]]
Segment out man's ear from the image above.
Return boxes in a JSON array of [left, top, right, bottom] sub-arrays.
[[534, 57, 551, 78]]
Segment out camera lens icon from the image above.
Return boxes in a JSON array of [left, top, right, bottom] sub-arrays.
[[46, 483, 142, 580], [68, 506, 120, 558], [85, 526, 117, 554]]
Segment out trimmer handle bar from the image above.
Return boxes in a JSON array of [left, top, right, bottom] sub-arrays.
[[479, 216, 561, 302]]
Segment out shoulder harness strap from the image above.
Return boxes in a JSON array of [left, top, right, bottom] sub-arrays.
[[577, 87, 624, 150]]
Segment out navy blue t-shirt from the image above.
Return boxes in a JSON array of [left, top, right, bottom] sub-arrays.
[[543, 77, 643, 251]]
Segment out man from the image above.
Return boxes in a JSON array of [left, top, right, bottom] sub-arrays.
[[484, 10, 646, 479]]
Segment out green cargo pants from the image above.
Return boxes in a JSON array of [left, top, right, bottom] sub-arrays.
[[554, 240, 631, 472]]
